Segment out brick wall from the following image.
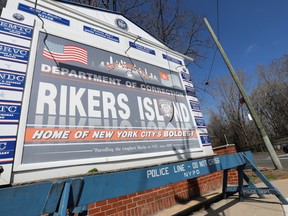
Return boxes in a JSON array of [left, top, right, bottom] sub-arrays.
[[213, 145, 238, 185], [88, 145, 237, 216]]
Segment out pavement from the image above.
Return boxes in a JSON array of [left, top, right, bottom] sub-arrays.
[[155, 179, 288, 216]]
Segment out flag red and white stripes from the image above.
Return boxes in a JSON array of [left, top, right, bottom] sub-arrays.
[[43, 41, 88, 65]]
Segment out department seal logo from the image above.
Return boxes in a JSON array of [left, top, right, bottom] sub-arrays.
[[13, 13, 25, 21], [158, 99, 174, 121], [0, 142, 7, 151], [115, 18, 128, 31]]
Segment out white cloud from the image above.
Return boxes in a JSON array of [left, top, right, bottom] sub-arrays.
[[246, 44, 256, 53]]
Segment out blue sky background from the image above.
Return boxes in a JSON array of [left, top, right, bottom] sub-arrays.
[[184, 0, 288, 120]]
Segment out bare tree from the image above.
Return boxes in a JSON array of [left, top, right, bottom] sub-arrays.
[[208, 54, 288, 150], [70, 0, 146, 11], [207, 70, 260, 150], [207, 110, 229, 147], [0, 0, 7, 14], [252, 55, 288, 138], [124, 0, 211, 63], [70, 0, 101, 7], [65, 0, 211, 63]]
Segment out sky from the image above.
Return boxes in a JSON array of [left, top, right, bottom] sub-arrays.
[[183, 0, 288, 120]]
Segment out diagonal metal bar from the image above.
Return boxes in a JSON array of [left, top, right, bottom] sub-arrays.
[[242, 152, 288, 205]]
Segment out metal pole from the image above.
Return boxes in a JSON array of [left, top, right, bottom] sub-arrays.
[[224, 134, 228, 145], [203, 17, 283, 169]]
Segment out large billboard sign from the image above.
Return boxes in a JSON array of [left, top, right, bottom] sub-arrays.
[[23, 32, 200, 164], [0, 0, 213, 184]]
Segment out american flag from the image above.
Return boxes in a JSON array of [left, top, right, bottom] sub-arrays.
[[43, 41, 88, 65]]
